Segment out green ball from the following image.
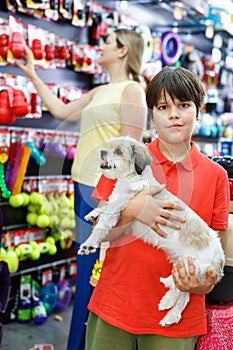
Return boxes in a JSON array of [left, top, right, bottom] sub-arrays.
[[30, 192, 43, 205], [60, 217, 71, 228], [0, 247, 6, 256], [3, 249, 19, 273], [45, 236, 55, 245], [27, 204, 38, 213], [48, 244, 57, 255], [15, 244, 32, 260], [29, 241, 40, 260], [26, 213, 38, 226], [36, 214, 50, 228], [60, 229, 74, 249], [9, 194, 24, 207], [21, 192, 30, 206], [49, 214, 60, 228]]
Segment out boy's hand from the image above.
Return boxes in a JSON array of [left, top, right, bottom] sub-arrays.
[[126, 185, 185, 238], [172, 257, 217, 294]]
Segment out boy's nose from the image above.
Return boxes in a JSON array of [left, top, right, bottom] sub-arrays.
[[169, 109, 181, 119]]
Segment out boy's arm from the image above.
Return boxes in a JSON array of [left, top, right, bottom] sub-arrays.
[[99, 186, 185, 242]]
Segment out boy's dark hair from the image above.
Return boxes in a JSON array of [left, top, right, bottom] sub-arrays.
[[146, 66, 206, 119]]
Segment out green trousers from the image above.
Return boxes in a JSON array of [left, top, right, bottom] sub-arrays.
[[86, 312, 197, 350]]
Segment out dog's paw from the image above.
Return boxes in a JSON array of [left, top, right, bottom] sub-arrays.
[[160, 276, 173, 288], [84, 214, 95, 222], [84, 209, 100, 222], [159, 311, 181, 327], [158, 290, 178, 310], [158, 298, 175, 311], [77, 245, 97, 256]]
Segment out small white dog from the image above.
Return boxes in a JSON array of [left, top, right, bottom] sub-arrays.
[[78, 136, 225, 327]]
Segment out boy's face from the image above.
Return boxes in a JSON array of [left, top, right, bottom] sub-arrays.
[[151, 91, 198, 147]]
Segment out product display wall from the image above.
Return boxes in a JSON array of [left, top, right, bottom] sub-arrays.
[[0, 8, 89, 326]]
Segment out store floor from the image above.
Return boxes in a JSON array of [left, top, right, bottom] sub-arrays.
[[1, 302, 73, 350]]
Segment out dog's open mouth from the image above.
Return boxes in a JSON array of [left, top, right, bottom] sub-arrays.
[[100, 162, 116, 169]]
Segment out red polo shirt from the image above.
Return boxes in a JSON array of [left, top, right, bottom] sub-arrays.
[[88, 139, 230, 337]]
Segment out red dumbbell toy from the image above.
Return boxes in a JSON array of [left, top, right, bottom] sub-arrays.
[[10, 32, 25, 59], [11, 89, 30, 117], [59, 45, 70, 60], [45, 44, 54, 61], [0, 90, 16, 125], [0, 34, 9, 60], [31, 39, 43, 60]]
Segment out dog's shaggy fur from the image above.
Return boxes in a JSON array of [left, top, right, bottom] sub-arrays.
[[78, 136, 225, 327]]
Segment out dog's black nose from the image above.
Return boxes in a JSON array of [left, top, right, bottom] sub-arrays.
[[101, 150, 107, 160]]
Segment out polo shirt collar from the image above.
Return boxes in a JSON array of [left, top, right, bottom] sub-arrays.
[[150, 138, 200, 172]]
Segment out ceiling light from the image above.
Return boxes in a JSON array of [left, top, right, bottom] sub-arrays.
[[212, 47, 222, 63], [205, 25, 214, 39], [120, 1, 128, 10], [173, 6, 183, 20]]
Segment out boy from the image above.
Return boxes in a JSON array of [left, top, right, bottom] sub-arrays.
[[86, 66, 230, 350]]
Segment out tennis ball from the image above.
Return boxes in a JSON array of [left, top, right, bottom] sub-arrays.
[[0, 247, 6, 256], [21, 192, 30, 206], [30, 192, 43, 205], [60, 229, 74, 249], [27, 204, 38, 213], [59, 207, 70, 217], [69, 211, 75, 219], [29, 241, 40, 260], [69, 219, 76, 229], [49, 214, 60, 228], [45, 237, 57, 255], [2, 249, 19, 273], [48, 244, 57, 255], [59, 194, 70, 208], [59, 217, 71, 228], [9, 194, 24, 207], [69, 194, 74, 209], [46, 236, 55, 245], [38, 242, 49, 254], [15, 244, 32, 261], [36, 214, 50, 228], [26, 212, 38, 226]]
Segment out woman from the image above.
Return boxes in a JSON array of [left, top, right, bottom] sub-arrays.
[[17, 28, 147, 350]]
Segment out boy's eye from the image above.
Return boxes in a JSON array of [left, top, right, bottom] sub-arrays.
[[180, 103, 189, 108], [115, 148, 122, 155], [158, 105, 166, 110]]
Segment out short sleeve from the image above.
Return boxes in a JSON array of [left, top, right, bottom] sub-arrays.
[[92, 174, 116, 202]]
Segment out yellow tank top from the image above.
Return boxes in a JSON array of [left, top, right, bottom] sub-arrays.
[[71, 80, 138, 186]]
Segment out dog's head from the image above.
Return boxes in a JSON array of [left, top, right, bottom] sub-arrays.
[[100, 136, 152, 180]]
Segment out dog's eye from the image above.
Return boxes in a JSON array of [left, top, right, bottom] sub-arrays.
[[115, 148, 122, 155]]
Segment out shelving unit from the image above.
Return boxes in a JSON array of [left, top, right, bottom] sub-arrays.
[[0, 8, 91, 325]]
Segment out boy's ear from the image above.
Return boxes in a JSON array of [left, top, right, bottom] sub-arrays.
[[118, 46, 128, 58]]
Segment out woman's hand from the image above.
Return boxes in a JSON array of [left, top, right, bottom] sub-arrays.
[[15, 45, 37, 80], [124, 185, 185, 238], [172, 257, 217, 294]]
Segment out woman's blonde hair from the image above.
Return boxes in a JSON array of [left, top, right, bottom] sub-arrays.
[[114, 29, 144, 82]]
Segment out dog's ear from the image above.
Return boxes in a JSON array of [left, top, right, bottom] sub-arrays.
[[132, 142, 152, 175]]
